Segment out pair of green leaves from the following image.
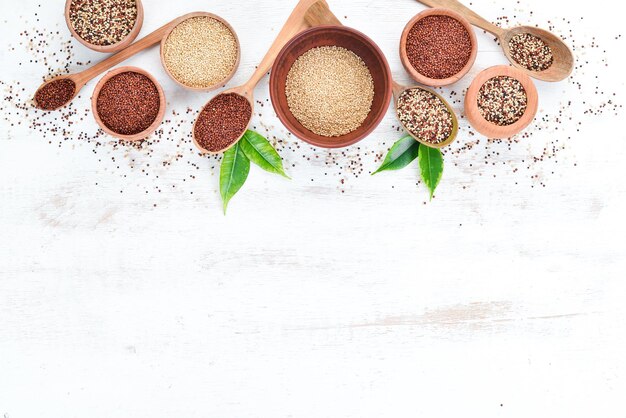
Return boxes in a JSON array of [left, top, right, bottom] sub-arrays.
[[372, 135, 443, 200], [220, 130, 289, 213]]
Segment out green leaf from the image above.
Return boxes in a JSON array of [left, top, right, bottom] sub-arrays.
[[240, 130, 289, 179], [220, 141, 250, 214], [372, 135, 420, 175], [418, 144, 444, 200]]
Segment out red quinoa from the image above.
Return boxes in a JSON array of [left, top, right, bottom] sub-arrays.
[[194, 93, 251, 153], [96, 71, 161, 136], [406, 15, 472, 80], [35, 78, 75, 110]]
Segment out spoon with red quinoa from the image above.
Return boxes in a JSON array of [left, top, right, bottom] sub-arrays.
[[34, 18, 177, 111], [192, 0, 337, 154], [391, 80, 458, 148], [415, 0, 574, 82]]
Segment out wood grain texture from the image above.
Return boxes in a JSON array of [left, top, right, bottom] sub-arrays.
[[1, 0, 626, 417]]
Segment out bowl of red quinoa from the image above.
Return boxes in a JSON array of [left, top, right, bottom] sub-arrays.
[[400, 8, 477, 87], [269, 26, 392, 149], [65, 0, 144, 53], [464, 65, 538, 139], [91, 66, 166, 141]]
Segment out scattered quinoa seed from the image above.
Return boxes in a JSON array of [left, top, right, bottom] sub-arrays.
[[35, 79, 76, 110], [68, 0, 138, 46], [397, 88, 453, 145], [405, 15, 472, 80], [509, 33, 554, 72], [477, 76, 528, 126], [96, 71, 161, 135], [285, 46, 374, 137], [6, 5, 621, 197], [194, 93, 251, 153], [163, 16, 238, 89]]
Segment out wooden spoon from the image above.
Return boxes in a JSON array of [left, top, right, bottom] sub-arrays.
[[415, 0, 574, 82], [392, 80, 458, 149], [192, 0, 340, 154], [34, 19, 177, 111]]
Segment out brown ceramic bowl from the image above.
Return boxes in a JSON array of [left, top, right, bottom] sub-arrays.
[[91, 66, 166, 141], [400, 8, 477, 87], [160, 12, 241, 92], [65, 0, 144, 53], [269, 26, 392, 149], [464, 65, 539, 139]]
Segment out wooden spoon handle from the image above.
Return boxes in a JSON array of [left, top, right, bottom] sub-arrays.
[[303, 0, 342, 27], [244, 0, 328, 90], [415, 0, 505, 37], [74, 20, 176, 86], [391, 80, 406, 99]]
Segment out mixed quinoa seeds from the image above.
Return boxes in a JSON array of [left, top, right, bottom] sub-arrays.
[[96, 71, 160, 135], [35, 78, 75, 110], [285, 46, 374, 137], [194, 93, 251, 153], [509, 33, 554, 72], [397, 88, 453, 145], [406, 15, 472, 80], [477, 76, 528, 126], [68, 0, 137, 46], [3, 6, 623, 197], [163, 16, 238, 89]]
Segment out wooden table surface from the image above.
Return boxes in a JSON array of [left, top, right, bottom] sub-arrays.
[[1, 0, 625, 417]]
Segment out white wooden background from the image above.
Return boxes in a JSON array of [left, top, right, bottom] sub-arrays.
[[1, 0, 625, 417]]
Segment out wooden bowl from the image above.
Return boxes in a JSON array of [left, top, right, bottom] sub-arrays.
[[64, 0, 144, 53], [464, 65, 538, 139], [400, 8, 477, 87], [269, 26, 392, 149], [91, 66, 166, 141], [160, 12, 241, 92]]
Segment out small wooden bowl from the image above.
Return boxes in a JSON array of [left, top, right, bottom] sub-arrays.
[[269, 26, 392, 149], [64, 0, 144, 53], [160, 12, 241, 92], [400, 8, 477, 87], [464, 65, 538, 139], [91, 66, 166, 141]]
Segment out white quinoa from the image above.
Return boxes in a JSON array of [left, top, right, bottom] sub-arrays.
[[285, 46, 374, 137], [163, 16, 238, 89]]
